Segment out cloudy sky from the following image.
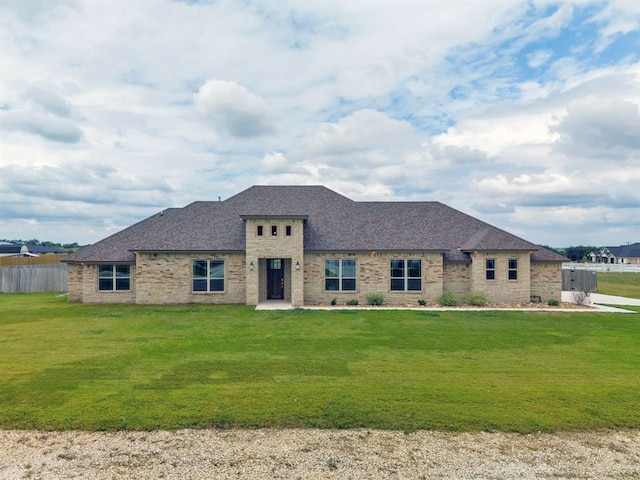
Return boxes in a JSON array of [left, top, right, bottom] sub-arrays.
[[1, 0, 639, 247]]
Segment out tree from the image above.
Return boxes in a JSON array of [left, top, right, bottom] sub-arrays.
[[563, 245, 599, 262]]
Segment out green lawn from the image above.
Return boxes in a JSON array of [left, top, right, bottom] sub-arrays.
[[598, 272, 640, 299], [1, 293, 639, 432]]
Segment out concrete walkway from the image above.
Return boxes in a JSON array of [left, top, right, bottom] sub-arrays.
[[561, 291, 640, 313], [255, 301, 293, 310]]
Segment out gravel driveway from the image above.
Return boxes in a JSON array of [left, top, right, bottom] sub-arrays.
[[2, 429, 639, 479]]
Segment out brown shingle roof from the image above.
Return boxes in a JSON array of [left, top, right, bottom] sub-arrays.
[[64, 185, 567, 263]]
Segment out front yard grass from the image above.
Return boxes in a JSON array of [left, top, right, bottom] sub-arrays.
[[1, 293, 639, 432], [598, 272, 640, 299]]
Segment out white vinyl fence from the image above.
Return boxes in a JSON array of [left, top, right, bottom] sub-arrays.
[[562, 263, 640, 273], [0, 263, 68, 293]]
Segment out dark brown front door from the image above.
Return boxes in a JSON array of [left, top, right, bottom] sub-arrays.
[[267, 258, 285, 300]]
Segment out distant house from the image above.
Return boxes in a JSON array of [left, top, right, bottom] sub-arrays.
[[64, 185, 567, 306], [0, 244, 66, 257], [587, 243, 640, 265]]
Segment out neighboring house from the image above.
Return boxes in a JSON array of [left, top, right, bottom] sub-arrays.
[[64, 185, 567, 306], [587, 243, 640, 264], [0, 244, 66, 257], [0, 244, 22, 257]]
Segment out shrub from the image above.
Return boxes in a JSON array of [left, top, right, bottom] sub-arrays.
[[437, 292, 458, 307], [346, 299, 359, 306], [330, 297, 337, 306], [547, 299, 560, 306], [573, 291, 591, 306], [366, 293, 384, 306], [417, 299, 428, 306], [465, 291, 487, 307]]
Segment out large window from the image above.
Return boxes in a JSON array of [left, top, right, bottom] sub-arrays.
[[325, 259, 356, 291], [98, 264, 131, 291], [193, 260, 225, 292], [508, 259, 518, 280], [486, 259, 496, 280], [390, 259, 422, 291]]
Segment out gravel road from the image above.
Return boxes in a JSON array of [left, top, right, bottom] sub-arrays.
[[2, 429, 639, 479]]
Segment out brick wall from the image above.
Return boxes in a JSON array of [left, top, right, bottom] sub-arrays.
[[134, 252, 245, 304], [66, 263, 84, 302], [244, 218, 305, 305], [77, 263, 136, 304], [68, 248, 563, 306], [530, 262, 563, 302], [442, 262, 472, 297], [303, 251, 444, 305], [470, 252, 531, 303]]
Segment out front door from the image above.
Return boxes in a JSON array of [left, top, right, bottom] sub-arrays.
[[266, 258, 285, 300]]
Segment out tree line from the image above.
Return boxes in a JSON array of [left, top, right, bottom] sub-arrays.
[[539, 245, 599, 262]]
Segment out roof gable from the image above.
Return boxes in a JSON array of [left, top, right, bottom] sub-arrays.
[[605, 243, 640, 258]]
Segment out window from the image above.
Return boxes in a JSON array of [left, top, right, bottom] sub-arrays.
[[286, 225, 292, 236], [486, 259, 496, 280], [257, 225, 263, 236], [390, 259, 422, 291], [325, 259, 356, 291], [271, 225, 277, 236], [193, 260, 225, 292], [269, 258, 281, 269], [508, 259, 518, 280], [98, 264, 131, 291]]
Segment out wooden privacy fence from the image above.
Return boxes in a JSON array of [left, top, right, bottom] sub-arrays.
[[562, 268, 598, 292], [0, 263, 68, 293], [0, 254, 67, 267]]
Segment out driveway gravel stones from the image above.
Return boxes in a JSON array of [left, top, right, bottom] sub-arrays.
[[1, 429, 639, 479]]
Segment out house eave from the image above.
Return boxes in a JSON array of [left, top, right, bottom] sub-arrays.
[[133, 249, 245, 254], [240, 214, 309, 221], [63, 260, 136, 265], [304, 248, 448, 254]]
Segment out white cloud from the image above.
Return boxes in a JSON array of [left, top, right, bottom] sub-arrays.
[[552, 96, 640, 158], [1, 0, 640, 246], [0, 110, 83, 143], [527, 49, 554, 69], [304, 109, 417, 158], [194, 79, 277, 138], [261, 151, 292, 174]]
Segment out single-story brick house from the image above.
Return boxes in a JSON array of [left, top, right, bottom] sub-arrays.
[[64, 185, 567, 305]]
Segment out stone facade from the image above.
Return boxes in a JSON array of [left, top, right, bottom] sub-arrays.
[[442, 262, 472, 298], [530, 262, 563, 302], [69, 248, 562, 305], [66, 263, 84, 303], [303, 251, 444, 305], [70, 253, 245, 304], [244, 217, 305, 306], [68, 262, 136, 304], [134, 252, 245, 304], [470, 252, 531, 304]]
